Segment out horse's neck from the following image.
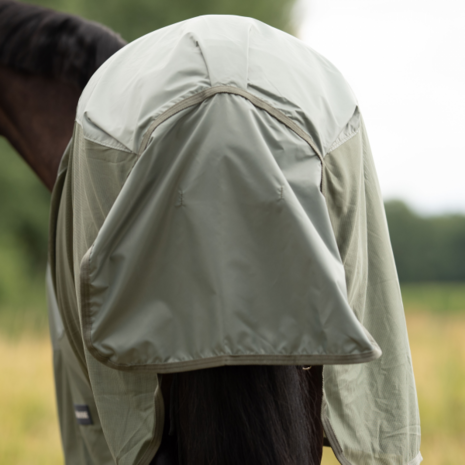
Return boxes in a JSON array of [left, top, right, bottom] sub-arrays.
[[0, 66, 80, 191]]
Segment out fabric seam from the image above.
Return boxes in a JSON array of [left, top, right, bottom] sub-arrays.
[[137, 85, 324, 165], [137, 382, 164, 465], [80, 244, 95, 363]]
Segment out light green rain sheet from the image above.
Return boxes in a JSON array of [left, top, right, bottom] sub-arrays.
[[47, 15, 421, 465]]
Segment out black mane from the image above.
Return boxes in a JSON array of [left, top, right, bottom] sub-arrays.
[[0, 0, 126, 90]]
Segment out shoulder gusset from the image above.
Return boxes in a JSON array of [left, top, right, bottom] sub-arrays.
[[75, 117, 133, 154]]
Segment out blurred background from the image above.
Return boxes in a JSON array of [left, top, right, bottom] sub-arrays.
[[0, 0, 464, 463]]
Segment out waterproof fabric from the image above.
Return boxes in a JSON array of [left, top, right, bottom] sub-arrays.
[[48, 15, 421, 465]]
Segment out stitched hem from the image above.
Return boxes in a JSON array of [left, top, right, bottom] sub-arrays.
[[91, 351, 382, 373], [322, 411, 353, 465], [322, 411, 423, 465], [81, 316, 381, 373]]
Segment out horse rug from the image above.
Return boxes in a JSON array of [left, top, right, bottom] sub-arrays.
[[47, 15, 422, 465]]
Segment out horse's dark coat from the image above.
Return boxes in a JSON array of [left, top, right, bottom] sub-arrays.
[[0, 0, 126, 90]]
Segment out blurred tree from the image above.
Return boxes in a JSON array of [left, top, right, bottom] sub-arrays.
[[0, 139, 50, 312], [385, 200, 465, 282], [25, 0, 297, 41], [0, 139, 50, 273]]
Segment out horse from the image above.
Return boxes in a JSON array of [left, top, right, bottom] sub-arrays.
[[0, 2, 325, 464]]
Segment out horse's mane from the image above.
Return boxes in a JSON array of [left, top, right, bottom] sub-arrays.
[[0, 0, 126, 90]]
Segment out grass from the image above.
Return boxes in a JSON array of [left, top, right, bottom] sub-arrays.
[[401, 282, 465, 314], [1, 284, 464, 464], [0, 335, 62, 465], [0, 303, 49, 340]]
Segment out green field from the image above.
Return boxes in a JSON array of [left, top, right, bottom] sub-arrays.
[[1, 283, 464, 464]]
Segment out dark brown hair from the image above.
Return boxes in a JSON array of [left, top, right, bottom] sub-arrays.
[[0, 0, 126, 89], [156, 365, 324, 465]]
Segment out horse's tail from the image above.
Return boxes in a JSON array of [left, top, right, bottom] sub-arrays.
[[158, 365, 323, 465]]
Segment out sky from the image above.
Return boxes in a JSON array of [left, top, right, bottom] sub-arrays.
[[297, 0, 465, 214]]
